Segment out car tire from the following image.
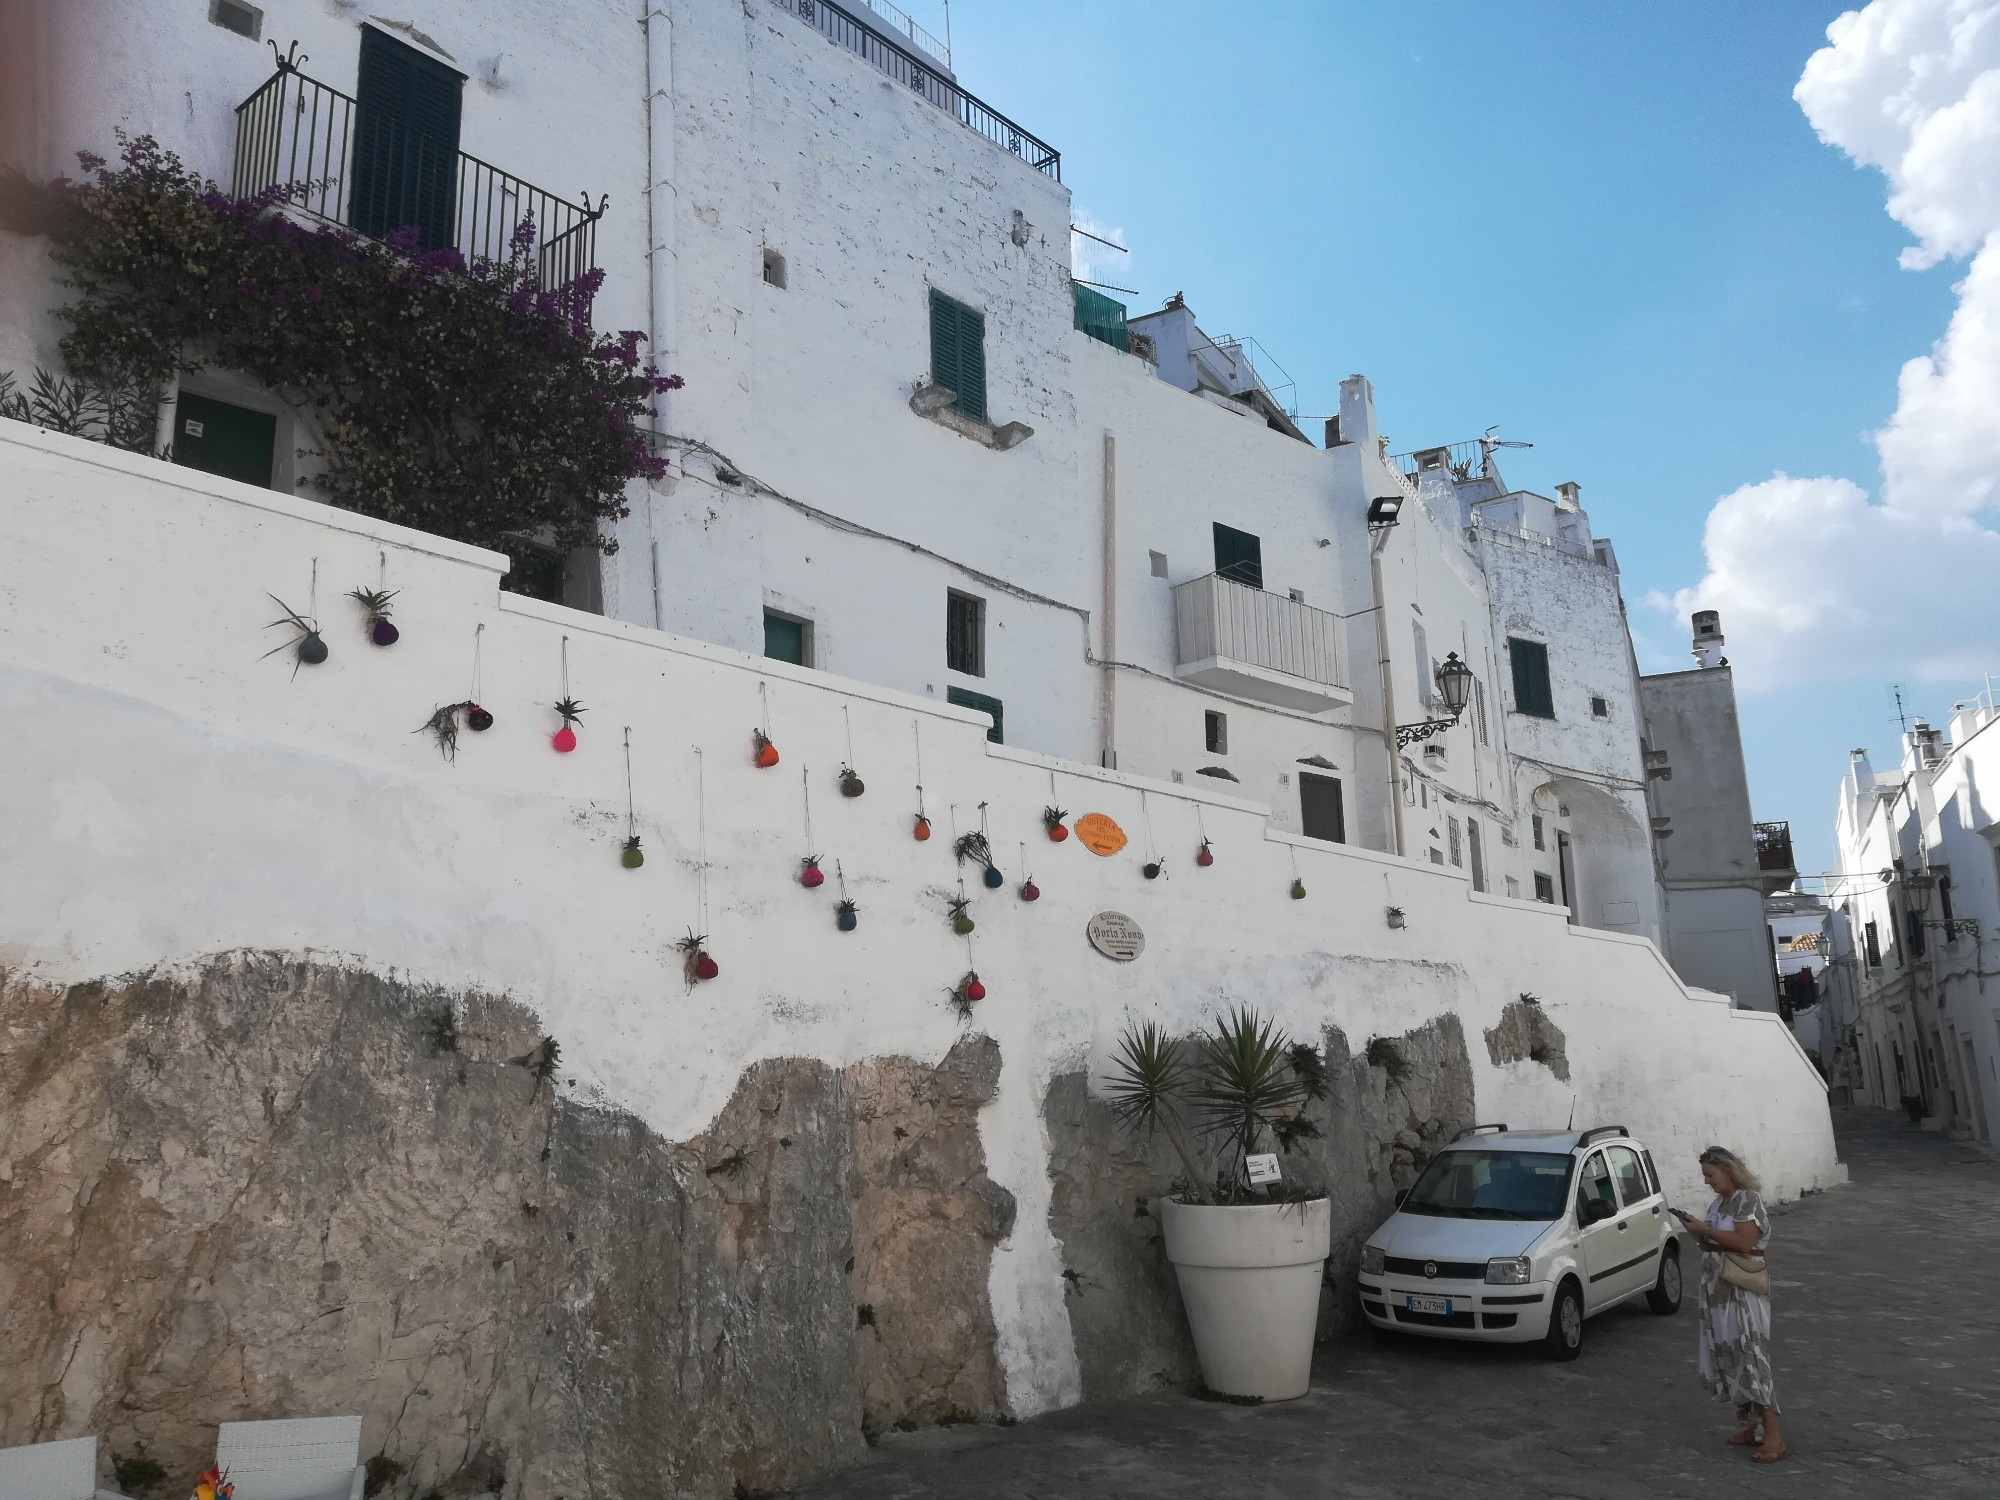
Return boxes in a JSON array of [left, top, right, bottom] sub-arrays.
[[1541, 1279, 1584, 1362], [1647, 1243, 1684, 1315]]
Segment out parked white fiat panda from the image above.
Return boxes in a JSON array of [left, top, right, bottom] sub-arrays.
[[1357, 1124, 1683, 1360]]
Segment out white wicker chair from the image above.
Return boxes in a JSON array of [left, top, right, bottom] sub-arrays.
[[0, 1435, 132, 1500], [212, 1418, 365, 1500]]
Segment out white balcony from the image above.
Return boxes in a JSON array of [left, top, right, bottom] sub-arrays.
[[1171, 573, 1352, 713]]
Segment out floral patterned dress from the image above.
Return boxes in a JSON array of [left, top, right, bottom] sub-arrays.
[[1696, 1187, 1777, 1411]]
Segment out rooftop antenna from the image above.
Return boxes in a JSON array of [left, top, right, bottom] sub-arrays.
[[1891, 683, 1910, 734], [1566, 1095, 1576, 1131], [1477, 424, 1533, 478]]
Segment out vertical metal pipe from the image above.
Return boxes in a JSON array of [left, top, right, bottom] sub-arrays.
[[1371, 528, 1406, 857], [1099, 431, 1117, 770]]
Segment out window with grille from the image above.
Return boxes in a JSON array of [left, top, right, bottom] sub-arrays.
[[945, 590, 985, 676], [1508, 637, 1555, 718], [1534, 872, 1556, 903], [928, 289, 988, 422], [1864, 921, 1881, 967], [1447, 816, 1462, 867]]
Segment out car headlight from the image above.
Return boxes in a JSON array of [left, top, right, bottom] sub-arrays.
[[1360, 1245, 1385, 1276], [1485, 1257, 1531, 1285]]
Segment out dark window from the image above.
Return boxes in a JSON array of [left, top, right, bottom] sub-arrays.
[[1204, 710, 1228, 754], [1468, 817, 1486, 893], [1941, 876, 1956, 928], [1864, 920, 1881, 968], [1591, 696, 1609, 718], [352, 26, 466, 252], [1508, 638, 1555, 718], [1148, 550, 1168, 578], [209, 0, 262, 39], [1575, 1153, 1617, 1223], [763, 612, 810, 666], [1447, 815, 1462, 867], [1906, 907, 1927, 959], [1212, 523, 1263, 589], [1413, 620, 1432, 707], [947, 686, 1003, 743], [762, 249, 787, 288], [928, 289, 988, 422], [1299, 772, 1345, 843], [172, 391, 275, 489], [500, 540, 566, 604], [1532, 813, 1545, 851], [946, 590, 985, 676], [1534, 872, 1556, 904]]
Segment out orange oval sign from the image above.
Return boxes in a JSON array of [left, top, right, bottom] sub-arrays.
[[1073, 813, 1127, 857]]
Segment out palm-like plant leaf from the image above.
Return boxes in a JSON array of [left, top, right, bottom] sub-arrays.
[[1188, 1007, 1309, 1177], [1103, 1022, 1191, 1136]]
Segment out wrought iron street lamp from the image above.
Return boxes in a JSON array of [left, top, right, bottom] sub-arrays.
[[1396, 652, 1474, 748]]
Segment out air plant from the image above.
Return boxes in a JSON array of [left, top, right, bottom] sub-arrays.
[[1196, 839, 1215, 868], [946, 970, 986, 1020], [800, 854, 825, 888], [263, 594, 327, 674], [1044, 806, 1070, 842], [947, 895, 975, 936], [953, 831, 992, 868], [752, 729, 780, 768], [348, 586, 400, 646], [839, 765, 865, 798], [551, 697, 585, 753], [679, 929, 719, 983], [416, 700, 477, 761], [622, 836, 645, 869], [836, 897, 859, 932], [514, 1035, 560, 1098]]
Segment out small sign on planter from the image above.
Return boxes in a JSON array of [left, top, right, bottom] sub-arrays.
[[1085, 911, 1144, 962], [1245, 1152, 1281, 1187]]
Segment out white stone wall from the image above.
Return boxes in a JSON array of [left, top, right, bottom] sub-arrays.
[[1, 424, 1842, 1418]]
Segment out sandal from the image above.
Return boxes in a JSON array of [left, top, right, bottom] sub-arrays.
[[1726, 1430, 1760, 1447]]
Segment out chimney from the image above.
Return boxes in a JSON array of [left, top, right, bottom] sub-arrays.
[[1555, 481, 1581, 509], [1691, 610, 1726, 669], [1338, 375, 1378, 451]]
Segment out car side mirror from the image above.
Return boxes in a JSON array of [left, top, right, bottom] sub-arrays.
[[1583, 1198, 1616, 1223]]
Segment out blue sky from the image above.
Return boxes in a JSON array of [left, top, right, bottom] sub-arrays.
[[930, 0, 1992, 877]]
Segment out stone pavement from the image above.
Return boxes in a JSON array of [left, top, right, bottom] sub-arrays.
[[789, 1108, 2000, 1499]]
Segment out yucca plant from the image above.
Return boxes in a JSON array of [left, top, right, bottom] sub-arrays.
[[1104, 1007, 1327, 1204]]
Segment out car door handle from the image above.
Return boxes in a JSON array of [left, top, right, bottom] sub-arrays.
[[1616, 1220, 1628, 1231]]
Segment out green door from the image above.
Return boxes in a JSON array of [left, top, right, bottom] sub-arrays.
[[173, 392, 276, 489]]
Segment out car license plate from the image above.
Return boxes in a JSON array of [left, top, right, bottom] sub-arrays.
[[1405, 1294, 1451, 1315]]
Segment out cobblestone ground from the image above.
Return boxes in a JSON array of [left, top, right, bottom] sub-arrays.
[[790, 1108, 2000, 1499]]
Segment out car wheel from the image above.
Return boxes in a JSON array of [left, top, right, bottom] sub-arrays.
[[1541, 1279, 1584, 1362], [1647, 1243, 1683, 1315]]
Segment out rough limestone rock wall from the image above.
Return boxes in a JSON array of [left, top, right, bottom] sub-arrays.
[[1041, 1007, 1478, 1400], [0, 955, 1009, 1499]]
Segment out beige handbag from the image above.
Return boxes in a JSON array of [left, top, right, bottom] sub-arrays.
[[1721, 1252, 1770, 1295]]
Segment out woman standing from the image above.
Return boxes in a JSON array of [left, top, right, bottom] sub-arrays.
[[1673, 1146, 1784, 1463]]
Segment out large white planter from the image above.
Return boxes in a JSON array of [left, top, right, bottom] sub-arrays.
[[1160, 1197, 1332, 1401]]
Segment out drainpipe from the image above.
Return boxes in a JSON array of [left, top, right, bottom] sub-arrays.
[[1099, 431, 1117, 769], [643, 0, 676, 629], [1370, 527, 1404, 857]]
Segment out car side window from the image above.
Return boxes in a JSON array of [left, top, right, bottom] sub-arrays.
[[1607, 1145, 1651, 1206], [1576, 1152, 1617, 1221]]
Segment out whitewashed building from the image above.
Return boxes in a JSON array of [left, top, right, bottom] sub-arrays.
[[1830, 701, 2000, 1145]]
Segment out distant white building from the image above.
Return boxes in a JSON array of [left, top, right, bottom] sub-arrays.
[[1831, 700, 2000, 1144], [3, 0, 1771, 958]]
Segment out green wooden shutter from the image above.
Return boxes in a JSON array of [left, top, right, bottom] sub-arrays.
[[1508, 638, 1554, 718], [929, 290, 988, 424], [352, 26, 464, 252]]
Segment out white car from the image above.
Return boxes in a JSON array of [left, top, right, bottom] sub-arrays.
[[1357, 1123, 1684, 1360]]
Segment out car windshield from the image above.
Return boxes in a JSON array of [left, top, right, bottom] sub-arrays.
[[1400, 1149, 1574, 1221]]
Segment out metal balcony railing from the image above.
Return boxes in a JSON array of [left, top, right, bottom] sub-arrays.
[[1172, 573, 1349, 711], [770, 0, 1060, 179], [1754, 821, 1796, 873], [232, 47, 605, 291]]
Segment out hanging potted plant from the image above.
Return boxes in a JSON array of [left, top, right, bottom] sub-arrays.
[[1103, 1009, 1330, 1401]]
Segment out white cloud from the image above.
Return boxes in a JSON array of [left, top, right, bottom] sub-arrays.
[[1663, 0, 2000, 687]]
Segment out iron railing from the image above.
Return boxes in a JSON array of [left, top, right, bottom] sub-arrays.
[[1173, 572, 1346, 691], [232, 45, 605, 290], [1391, 439, 1485, 480], [1754, 821, 1796, 873], [770, 0, 1060, 179], [859, 0, 949, 66]]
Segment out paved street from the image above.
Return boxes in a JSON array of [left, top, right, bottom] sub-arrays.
[[792, 1109, 2000, 1499]]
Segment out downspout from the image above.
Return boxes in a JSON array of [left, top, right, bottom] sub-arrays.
[[1370, 527, 1404, 857], [1099, 431, 1117, 769], [643, 0, 676, 630]]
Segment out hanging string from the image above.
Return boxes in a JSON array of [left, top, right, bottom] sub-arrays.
[[378, 548, 387, 592], [694, 747, 710, 935], [759, 680, 773, 736], [623, 727, 637, 840], [1196, 804, 1209, 845], [560, 635, 571, 699], [914, 721, 927, 819], [843, 704, 856, 769], [836, 858, 848, 901], [801, 764, 815, 849], [309, 557, 318, 619], [1141, 789, 1158, 859], [470, 622, 485, 700]]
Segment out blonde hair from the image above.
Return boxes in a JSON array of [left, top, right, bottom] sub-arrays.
[[1698, 1146, 1761, 1192]]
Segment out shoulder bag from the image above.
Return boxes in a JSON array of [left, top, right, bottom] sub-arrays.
[[1721, 1252, 1770, 1295]]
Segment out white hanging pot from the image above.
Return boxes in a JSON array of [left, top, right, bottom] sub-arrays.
[[1159, 1197, 1332, 1400]]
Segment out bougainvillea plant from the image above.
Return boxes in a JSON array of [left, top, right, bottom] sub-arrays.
[[9, 135, 681, 557]]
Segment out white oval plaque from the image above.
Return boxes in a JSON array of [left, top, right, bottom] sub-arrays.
[[1086, 911, 1145, 962]]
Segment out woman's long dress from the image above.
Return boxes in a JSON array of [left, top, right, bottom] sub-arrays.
[[1696, 1187, 1778, 1411]]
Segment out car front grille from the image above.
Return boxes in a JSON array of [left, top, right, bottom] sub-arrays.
[[1391, 1304, 1477, 1330], [1383, 1256, 1486, 1280]]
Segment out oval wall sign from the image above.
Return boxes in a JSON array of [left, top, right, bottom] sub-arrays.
[[1073, 813, 1128, 857], [1087, 911, 1145, 962]]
